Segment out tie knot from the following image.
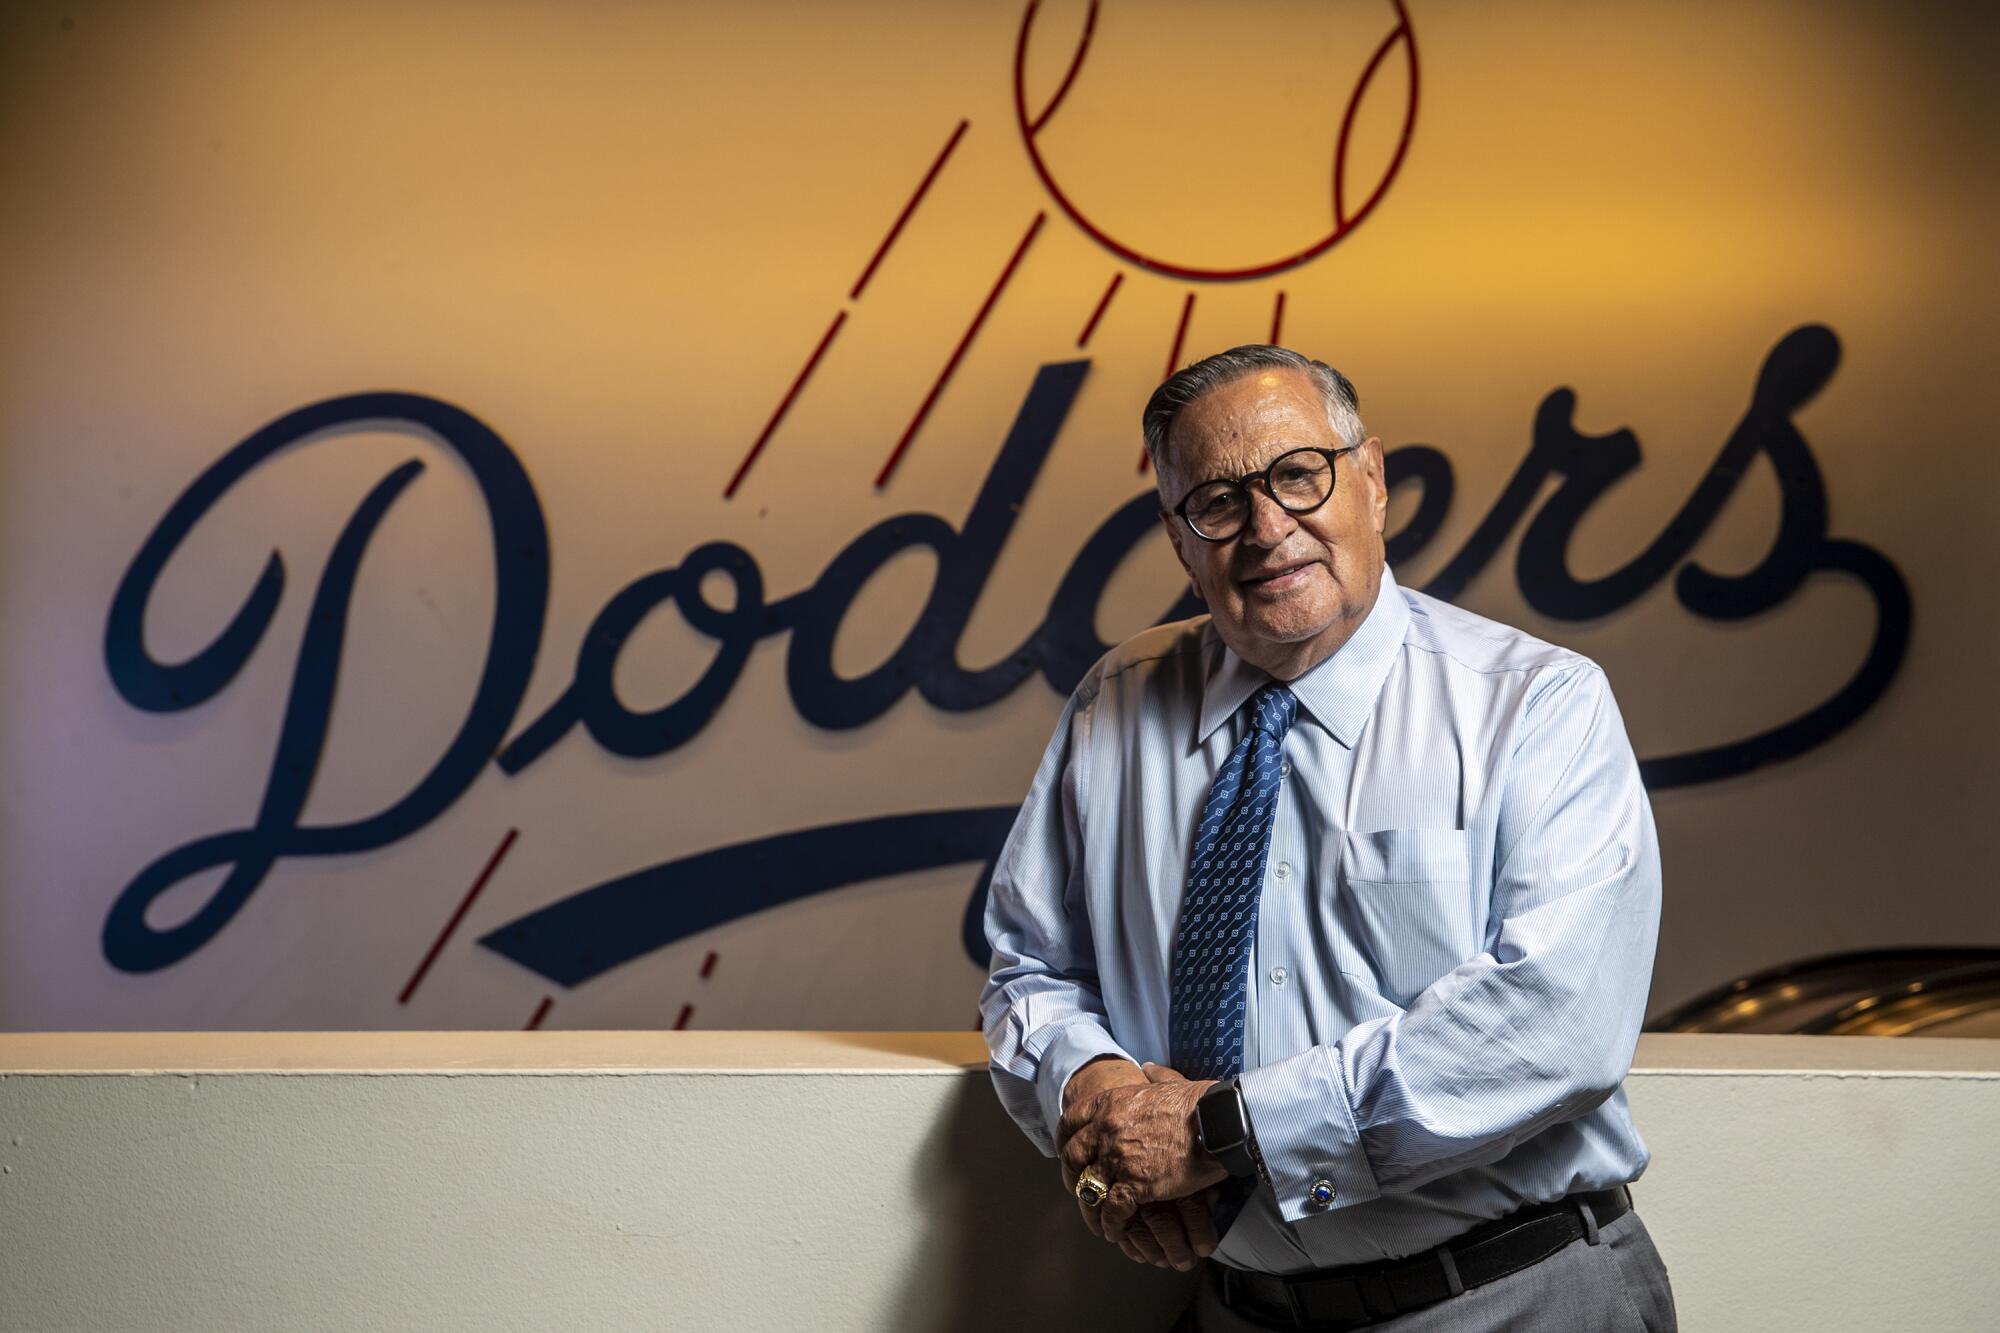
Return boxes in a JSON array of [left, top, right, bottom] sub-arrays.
[[1250, 683, 1298, 739]]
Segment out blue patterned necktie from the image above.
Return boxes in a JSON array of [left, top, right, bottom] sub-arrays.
[[1170, 683, 1298, 1080], [1169, 682, 1297, 1238]]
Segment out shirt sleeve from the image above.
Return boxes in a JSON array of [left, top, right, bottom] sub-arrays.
[[979, 680, 1138, 1157], [1237, 663, 1662, 1222]]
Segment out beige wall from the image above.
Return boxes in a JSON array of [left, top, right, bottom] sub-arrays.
[[1, 1031, 1995, 1331], [2, 1, 1997, 1034]]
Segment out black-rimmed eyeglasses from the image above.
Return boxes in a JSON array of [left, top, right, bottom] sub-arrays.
[[1169, 445, 1359, 542]]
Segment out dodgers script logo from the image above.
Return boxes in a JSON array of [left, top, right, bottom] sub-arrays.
[[98, 3, 1906, 1002]]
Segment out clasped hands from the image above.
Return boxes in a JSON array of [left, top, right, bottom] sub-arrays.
[[1057, 1056, 1231, 1271]]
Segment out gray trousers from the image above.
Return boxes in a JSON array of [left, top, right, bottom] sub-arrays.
[[1175, 1207, 1677, 1331]]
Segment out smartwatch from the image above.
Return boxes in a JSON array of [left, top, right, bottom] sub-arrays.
[[1194, 1077, 1266, 1182]]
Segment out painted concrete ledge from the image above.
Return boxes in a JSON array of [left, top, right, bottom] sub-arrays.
[[2, 1033, 1996, 1331]]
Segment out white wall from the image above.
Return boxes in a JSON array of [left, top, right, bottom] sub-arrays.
[[2, 1032, 1995, 1331], [4, 1, 1997, 1038]]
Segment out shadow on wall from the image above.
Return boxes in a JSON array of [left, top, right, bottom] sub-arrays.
[[889, 1074, 1199, 1332]]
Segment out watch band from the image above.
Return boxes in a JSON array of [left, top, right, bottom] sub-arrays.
[[1241, 1096, 1272, 1188]]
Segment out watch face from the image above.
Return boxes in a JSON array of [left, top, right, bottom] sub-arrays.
[[1198, 1083, 1242, 1149]]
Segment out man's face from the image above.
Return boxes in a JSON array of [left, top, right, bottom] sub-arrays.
[[1158, 367, 1388, 678]]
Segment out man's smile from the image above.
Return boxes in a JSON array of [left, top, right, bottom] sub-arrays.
[[1238, 557, 1321, 592]]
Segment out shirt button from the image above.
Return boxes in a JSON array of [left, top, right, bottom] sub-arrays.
[[1269, 966, 1288, 987], [1273, 861, 1291, 881], [1280, 761, 1292, 778], [1307, 1178, 1336, 1211]]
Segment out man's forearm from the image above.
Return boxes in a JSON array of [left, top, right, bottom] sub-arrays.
[[1238, 866, 1656, 1221]]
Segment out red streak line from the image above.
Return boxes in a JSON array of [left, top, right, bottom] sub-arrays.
[[1139, 292, 1198, 473], [524, 996, 553, 1031], [1270, 290, 1287, 345], [1028, 0, 1099, 135], [876, 212, 1046, 488], [723, 309, 848, 498], [699, 951, 719, 980], [399, 827, 518, 1006], [1076, 271, 1122, 348], [850, 119, 970, 300], [674, 1004, 695, 1030], [1165, 291, 1196, 378]]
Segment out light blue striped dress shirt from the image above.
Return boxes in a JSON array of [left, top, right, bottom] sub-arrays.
[[980, 564, 1661, 1273]]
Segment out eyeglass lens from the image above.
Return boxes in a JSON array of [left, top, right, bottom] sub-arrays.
[[1184, 449, 1335, 539]]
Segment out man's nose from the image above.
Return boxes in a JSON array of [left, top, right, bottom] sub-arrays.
[[1241, 484, 1297, 547]]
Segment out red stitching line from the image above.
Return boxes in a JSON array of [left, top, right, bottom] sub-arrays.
[[1334, 19, 1415, 228], [1027, 0, 1098, 135]]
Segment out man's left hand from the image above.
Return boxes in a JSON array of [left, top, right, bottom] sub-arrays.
[[1057, 1061, 1230, 1245]]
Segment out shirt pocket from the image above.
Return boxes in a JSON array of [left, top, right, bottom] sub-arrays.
[[1332, 828, 1477, 1007]]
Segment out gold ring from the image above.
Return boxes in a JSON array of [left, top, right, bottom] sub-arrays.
[[1075, 1168, 1111, 1207]]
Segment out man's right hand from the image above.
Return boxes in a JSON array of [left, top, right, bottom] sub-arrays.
[[1061, 1053, 1151, 1119], [1057, 1055, 1221, 1271]]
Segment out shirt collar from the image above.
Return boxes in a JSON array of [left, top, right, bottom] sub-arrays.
[[1197, 564, 1410, 748]]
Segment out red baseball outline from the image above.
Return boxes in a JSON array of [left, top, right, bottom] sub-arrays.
[[1015, 0, 1419, 281]]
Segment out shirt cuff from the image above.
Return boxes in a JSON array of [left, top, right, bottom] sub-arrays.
[[1238, 1044, 1381, 1222], [1033, 1019, 1137, 1154]]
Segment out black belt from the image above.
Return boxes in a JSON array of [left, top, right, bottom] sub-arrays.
[[1210, 1185, 1634, 1330]]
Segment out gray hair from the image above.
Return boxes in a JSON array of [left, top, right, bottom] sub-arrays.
[[1141, 344, 1366, 478]]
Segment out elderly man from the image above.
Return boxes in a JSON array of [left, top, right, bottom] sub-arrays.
[[980, 346, 1676, 1330]]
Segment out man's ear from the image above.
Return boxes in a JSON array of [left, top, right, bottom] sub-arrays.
[[1362, 436, 1388, 536], [1160, 508, 1195, 578]]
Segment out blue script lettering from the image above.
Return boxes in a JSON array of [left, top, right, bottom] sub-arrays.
[[103, 395, 549, 972], [103, 325, 1907, 980]]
